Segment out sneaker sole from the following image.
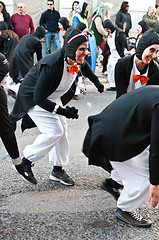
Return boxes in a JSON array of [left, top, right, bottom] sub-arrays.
[[116, 213, 152, 228], [100, 182, 120, 201], [49, 175, 74, 186], [12, 165, 37, 185]]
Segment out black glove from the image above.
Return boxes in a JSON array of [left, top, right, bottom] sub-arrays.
[[95, 82, 104, 93], [56, 106, 79, 119]]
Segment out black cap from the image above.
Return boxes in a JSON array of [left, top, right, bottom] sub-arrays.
[[0, 21, 8, 31], [64, 27, 88, 61], [0, 53, 9, 83], [136, 30, 159, 60]]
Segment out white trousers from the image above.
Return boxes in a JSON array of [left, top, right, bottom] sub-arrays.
[[107, 56, 119, 88], [23, 106, 69, 167], [110, 147, 150, 212]]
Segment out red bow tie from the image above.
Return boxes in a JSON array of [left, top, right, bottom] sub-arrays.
[[68, 64, 79, 75], [133, 74, 150, 85]]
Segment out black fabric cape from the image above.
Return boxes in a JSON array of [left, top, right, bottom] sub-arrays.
[[9, 33, 42, 83], [115, 54, 159, 98], [83, 85, 159, 185]]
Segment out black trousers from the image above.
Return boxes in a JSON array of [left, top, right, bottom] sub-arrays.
[[0, 86, 19, 159]]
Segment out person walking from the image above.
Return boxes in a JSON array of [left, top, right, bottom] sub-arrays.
[[10, 27, 104, 186], [10, 2, 35, 39], [39, 0, 61, 55]]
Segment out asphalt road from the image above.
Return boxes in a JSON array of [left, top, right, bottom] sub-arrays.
[[0, 72, 159, 240]]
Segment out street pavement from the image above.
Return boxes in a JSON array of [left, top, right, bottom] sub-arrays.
[[0, 69, 159, 240]]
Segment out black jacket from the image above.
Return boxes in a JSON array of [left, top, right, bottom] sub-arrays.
[[115, 54, 159, 98], [83, 86, 159, 185], [39, 9, 60, 33], [11, 49, 102, 131], [9, 33, 43, 83], [102, 28, 128, 58], [115, 10, 132, 36]]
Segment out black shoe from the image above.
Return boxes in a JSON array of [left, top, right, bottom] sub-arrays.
[[7, 89, 17, 99], [49, 169, 74, 186], [100, 178, 123, 200], [106, 87, 116, 91], [15, 157, 37, 184], [116, 208, 152, 228]]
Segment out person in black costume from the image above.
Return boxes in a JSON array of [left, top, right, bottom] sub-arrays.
[[0, 53, 24, 175], [10, 27, 104, 186], [83, 85, 159, 228]]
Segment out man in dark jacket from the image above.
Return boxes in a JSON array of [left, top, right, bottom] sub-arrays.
[[39, 0, 61, 55], [83, 85, 159, 228], [10, 27, 104, 186]]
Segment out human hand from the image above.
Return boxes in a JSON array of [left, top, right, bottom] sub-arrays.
[[148, 184, 159, 209]]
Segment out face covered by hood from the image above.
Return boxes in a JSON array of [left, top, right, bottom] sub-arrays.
[[138, 20, 148, 34], [64, 27, 88, 61], [103, 19, 116, 33], [136, 30, 159, 60], [0, 53, 9, 83]]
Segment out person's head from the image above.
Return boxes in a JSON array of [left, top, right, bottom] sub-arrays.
[[17, 2, 25, 15], [0, 2, 6, 13], [136, 30, 159, 64], [137, 20, 148, 34], [148, 6, 155, 17], [0, 21, 8, 31], [0, 53, 9, 83], [103, 19, 116, 34], [47, 0, 54, 11], [76, 22, 87, 32], [64, 27, 88, 64], [58, 17, 69, 31], [155, 3, 159, 14], [120, 1, 129, 13], [72, 1, 79, 11], [35, 26, 46, 39], [80, 2, 89, 19]]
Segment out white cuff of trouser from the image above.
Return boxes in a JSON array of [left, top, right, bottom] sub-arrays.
[[52, 104, 59, 114], [12, 157, 22, 165]]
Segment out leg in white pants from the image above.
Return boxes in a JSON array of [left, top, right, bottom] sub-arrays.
[[23, 105, 69, 167], [107, 56, 119, 88], [110, 147, 150, 212]]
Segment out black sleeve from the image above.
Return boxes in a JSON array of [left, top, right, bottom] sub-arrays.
[[35, 41, 42, 61], [115, 59, 128, 98], [33, 65, 56, 112], [81, 61, 102, 86], [118, 32, 128, 57], [39, 12, 45, 27], [115, 11, 123, 29]]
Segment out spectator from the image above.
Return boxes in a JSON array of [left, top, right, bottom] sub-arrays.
[[39, 0, 61, 55], [71, 2, 88, 28], [68, 1, 79, 23], [142, 6, 159, 30], [0, 1, 12, 29], [136, 20, 148, 46], [155, 3, 159, 20], [10, 2, 35, 39], [115, 1, 132, 37]]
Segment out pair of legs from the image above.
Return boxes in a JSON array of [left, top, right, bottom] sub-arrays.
[[45, 32, 61, 55], [103, 147, 152, 227], [21, 105, 74, 185]]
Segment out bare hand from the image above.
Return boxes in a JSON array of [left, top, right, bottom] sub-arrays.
[[148, 184, 159, 209]]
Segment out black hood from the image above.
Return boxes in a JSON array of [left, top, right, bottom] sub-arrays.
[[0, 21, 8, 31], [0, 53, 9, 83], [76, 22, 87, 32], [80, 2, 88, 19], [136, 30, 159, 60], [34, 26, 46, 39], [64, 27, 88, 61], [138, 20, 148, 33], [103, 19, 116, 33], [58, 17, 70, 31]]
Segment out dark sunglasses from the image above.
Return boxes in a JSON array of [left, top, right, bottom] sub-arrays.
[[47, 3, 53, 5]]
